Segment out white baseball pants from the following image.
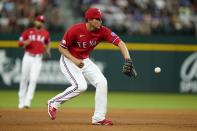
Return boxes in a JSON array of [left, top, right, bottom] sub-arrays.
[[18, 52, 42, 108], [49, 55, 108, 122]]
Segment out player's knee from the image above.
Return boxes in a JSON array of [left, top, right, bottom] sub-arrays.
[[20, 76, 28, 82], [77, 81, 87, 92], [97, 77, 107, 88], [29, 79, 37, 85]]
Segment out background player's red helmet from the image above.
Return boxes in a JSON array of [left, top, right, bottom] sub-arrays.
[[35, 15, 45, 23], [85, 8, 102, 20]]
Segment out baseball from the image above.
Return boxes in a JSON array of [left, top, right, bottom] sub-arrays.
[[154, 67, 161, 73]]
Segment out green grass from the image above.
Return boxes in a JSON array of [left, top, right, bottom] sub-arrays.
[[0, 90, 197, 109]]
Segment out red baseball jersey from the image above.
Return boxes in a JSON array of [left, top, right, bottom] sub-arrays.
[[18, 27, 50, 54], [60, 23, 121, 59]]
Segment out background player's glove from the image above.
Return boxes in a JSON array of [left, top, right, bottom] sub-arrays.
[[42, 52, 51, 61], [122, 59, 138, 78]]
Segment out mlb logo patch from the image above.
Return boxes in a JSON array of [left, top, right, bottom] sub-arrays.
[[111, 32, 116, 36]]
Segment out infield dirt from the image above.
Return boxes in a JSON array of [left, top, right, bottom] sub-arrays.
[[0, 108, 197, 131]]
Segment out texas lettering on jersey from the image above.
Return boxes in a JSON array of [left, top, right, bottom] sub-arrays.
[[18, 27, 50, 54], [28, 34, 45, 43], [77, 40, 97, 48]]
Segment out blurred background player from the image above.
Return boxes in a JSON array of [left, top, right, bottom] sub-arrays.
[[18, 15, 51, 109], [47, 7, 137, 125]]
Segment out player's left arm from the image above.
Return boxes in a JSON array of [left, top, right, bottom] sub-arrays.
[[42, 33, 51, 60], [117, 41, 138, 78], [44, 44, 51, 54], [117, 41, 130, 60], [102, 27, 137, 78], [44, 32, 51, 54]]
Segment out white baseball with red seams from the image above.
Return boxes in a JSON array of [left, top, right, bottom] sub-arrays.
[[154, 67, 161, 73]]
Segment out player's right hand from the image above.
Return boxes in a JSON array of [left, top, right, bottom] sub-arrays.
[[74, 59, 84, 68], [78, 62, 84, 68], [23, 40, 31, 47]]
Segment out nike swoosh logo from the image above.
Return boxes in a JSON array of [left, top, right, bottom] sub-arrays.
[[79, 35, 85, 37]]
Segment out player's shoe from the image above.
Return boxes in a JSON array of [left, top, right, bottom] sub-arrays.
[[24, 106, 30, 109], [18, 103, 24, 109], [48, 102, 57, 120], [92, 119, 113, 125], [24, 100, 31, 109], [18, 99, 24, 109]]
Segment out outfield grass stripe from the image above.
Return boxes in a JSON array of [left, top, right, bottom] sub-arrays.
[[0, 90, 197, 109]]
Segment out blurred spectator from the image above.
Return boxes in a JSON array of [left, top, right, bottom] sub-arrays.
[[75, 0, 196, 36], [0, 0, 64, 33], [0, 0, 196, 36], [191, 0, 197, 36]]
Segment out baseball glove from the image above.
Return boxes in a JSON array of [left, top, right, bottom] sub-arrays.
[[122, 59, 138, 78], [42, 53, 51, 61]]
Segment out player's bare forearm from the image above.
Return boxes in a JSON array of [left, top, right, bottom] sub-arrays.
[[42, 44, 51, 61], [22, 40, 30, 47], [117, 41, 131, 60], [59, 46, 84, 68], [44, 44, 51, 54]]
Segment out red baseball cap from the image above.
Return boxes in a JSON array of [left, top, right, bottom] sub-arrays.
[[35, 15, 45, 23], [85, 8, 102, 20]]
